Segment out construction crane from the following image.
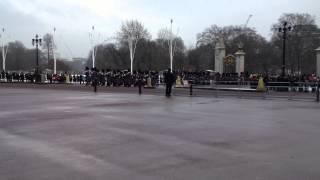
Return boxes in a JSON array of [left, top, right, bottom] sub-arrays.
[[238, 15, 253, 49], [244, 14, 253, 28]]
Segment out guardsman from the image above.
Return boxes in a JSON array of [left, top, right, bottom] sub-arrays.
[[164, 68, 175, 97], [91, 68, 98, 92], [85, 66, 90, 86]]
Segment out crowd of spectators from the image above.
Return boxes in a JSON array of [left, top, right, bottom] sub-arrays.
[[1, 69, 319, 87]]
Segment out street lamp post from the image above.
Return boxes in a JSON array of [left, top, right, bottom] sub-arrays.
[[32, 34, 42, 83], [278, 22, 292, 77]]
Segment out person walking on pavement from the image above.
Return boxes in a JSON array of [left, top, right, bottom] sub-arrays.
[[164, 68, 175, 97]]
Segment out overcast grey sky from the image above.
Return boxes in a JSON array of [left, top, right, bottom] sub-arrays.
[[0, 0, 319, 59]]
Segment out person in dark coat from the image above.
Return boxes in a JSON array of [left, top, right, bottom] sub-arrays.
[[164, 68, 175, 97], [91, 68, 98, 92], [85, 66, 90, 86]]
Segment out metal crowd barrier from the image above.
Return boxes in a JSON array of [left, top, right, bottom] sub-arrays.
[[1, 76, 320, 102], [184, 81, 320, 102]]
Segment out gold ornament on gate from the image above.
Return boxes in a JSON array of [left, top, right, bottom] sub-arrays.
[[224, 55, 235, 65]]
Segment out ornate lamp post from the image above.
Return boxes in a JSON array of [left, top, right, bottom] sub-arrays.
[[278, 22, 292, 77], [32, 34, 42, 83]]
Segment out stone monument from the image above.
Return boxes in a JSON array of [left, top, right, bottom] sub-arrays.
[[215, 38, 226, 74]]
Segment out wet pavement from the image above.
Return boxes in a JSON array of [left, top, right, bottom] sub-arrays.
[[0, 82, 318, 101], [0, 87, 320, 180]]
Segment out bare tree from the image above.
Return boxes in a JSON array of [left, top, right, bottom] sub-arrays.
[[197, 25, 220, 47], [42, 33, 54, 67], [157, 27, 185, 70], [196, 25, 250, 47], [117, 20, 151, 74], [157, 28, 170, 41]]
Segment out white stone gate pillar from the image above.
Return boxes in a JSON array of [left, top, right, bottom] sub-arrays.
[[215, 39, 226, 74], [235, 50, 245, 75]]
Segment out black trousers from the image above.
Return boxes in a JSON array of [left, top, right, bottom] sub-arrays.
[[166, 84, 173, 96]]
